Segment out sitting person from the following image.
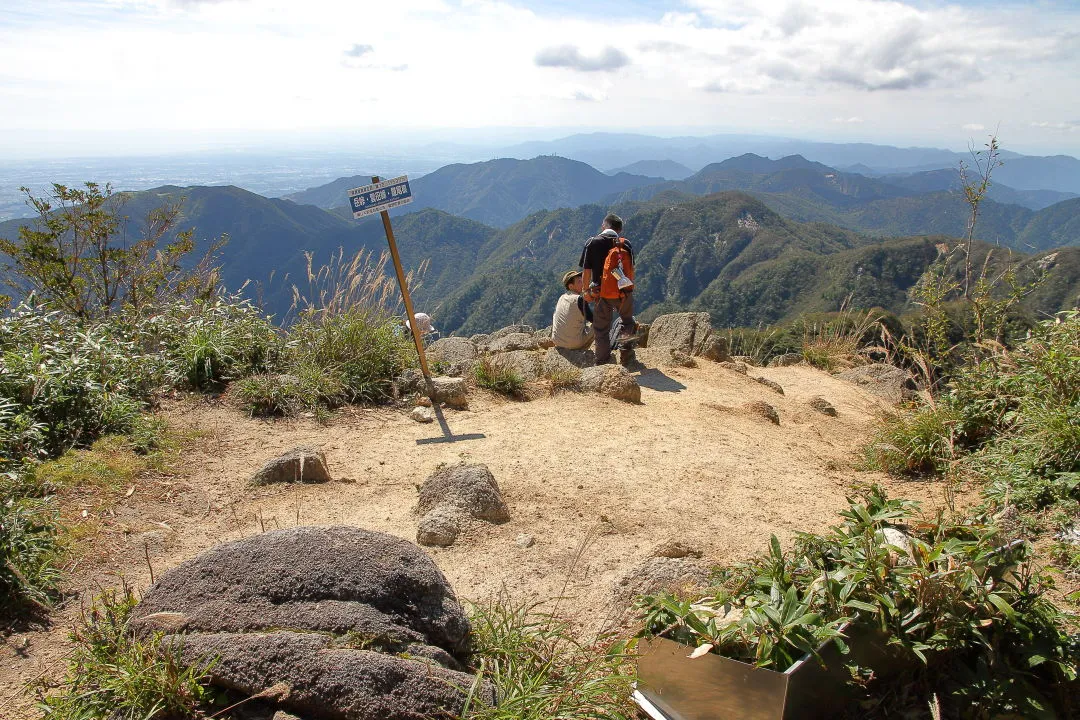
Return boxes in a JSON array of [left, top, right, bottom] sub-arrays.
[[551, 270, 595, 351]]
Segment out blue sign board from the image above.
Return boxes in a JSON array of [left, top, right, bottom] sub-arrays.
[[347, 175, 413, 219]]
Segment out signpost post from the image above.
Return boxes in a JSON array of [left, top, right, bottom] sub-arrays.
[[346, 175, 432, 385]]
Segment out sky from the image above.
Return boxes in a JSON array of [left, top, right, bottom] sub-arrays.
[[1, 0, 1079, 158]]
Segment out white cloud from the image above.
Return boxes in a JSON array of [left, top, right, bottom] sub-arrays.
[[963, 123, 986, 131], [0, 0, 1078, 155], [535, 45, 630, 72]]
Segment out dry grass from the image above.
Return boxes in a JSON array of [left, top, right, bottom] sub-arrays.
[[800, 304, 883, 372], [289, 247, 427, 322]]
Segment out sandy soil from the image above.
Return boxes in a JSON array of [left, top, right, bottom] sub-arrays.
[[0, 358, 958, 717]]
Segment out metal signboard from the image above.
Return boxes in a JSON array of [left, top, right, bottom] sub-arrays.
[[347, 175, 413, 219]]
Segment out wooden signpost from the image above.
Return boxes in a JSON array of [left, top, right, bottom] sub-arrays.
[[346, 175, 432, 383]]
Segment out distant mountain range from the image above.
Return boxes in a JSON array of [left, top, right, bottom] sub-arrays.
[[284, 156, 662, 227], [3, 153, 1078, 333], [608, 159, 694, 181], [490, 132, 1080, 194]]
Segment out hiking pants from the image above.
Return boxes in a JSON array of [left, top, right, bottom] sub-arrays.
[[593, 293, 633, 364]]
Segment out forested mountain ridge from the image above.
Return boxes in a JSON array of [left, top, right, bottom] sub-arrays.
[[284, 156, 662, 227]]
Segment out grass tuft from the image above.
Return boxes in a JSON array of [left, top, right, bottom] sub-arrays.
[[474, 356, 525, 397], [462, 596, 638, 720], [39, 585, 217, 719]]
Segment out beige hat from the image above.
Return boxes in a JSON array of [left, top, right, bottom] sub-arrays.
[[562, 270, 582, 289]]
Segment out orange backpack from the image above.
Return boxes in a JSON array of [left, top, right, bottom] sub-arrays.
[[600, 237, 634, 299]]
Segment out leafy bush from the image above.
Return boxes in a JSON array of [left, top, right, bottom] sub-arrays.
[[233, 365, 345, 417], [138, 295, 281, 390], [40, 586, 217, 720], [0, 306, 164, 460], [637, 488, 1078, 718], [864, 402, 962, 475], [462, 597, 638, 720], [0, 490, 63, 611], [474, 356, 525, 397]]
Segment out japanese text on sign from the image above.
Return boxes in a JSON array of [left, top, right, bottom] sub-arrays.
[[347, 175, 413, 219]]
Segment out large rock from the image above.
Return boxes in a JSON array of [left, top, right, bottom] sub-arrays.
[[427, 338, 478, 376], [836, 363, 916, 404], [488, 332, 540, 353], [251, 447, 332, 485], [170, 631, 489, 720], [542, 347, 596, 375], [579, 365, 641, 403], [488, 325, 534, 342], [699, 335, 730, 362], [497, 349, 543, 381], [132, 527, 486, 719], [648, 312, 713, 356], [417, 464, 510, 522]]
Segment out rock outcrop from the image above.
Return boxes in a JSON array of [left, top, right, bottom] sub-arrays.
[[836, 363, 916, 404], [132, 527, 491, 720], [647, 312, 713, 356]]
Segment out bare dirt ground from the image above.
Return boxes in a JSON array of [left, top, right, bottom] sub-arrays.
[[0, 359, 961, 717]]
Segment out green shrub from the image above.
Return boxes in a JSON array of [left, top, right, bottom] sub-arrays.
[[141, 295, 282, 390], [285, 308, 412, 403], [864, 403, 961, 475], [0, 490, 63, 611], [233, 364, 345, 417], [40, 586, 217, 719], [474, 356, 525, 397], [637, 488, 1079, 717], [462, 597, 638, 720]]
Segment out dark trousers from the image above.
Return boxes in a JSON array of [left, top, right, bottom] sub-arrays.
[[593, 293, 634, 364]]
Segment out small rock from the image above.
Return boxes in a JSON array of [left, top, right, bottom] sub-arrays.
[[808, 396, 837, 416], [515, 533, 535, 549], [416, 395, 433, 408], [410, 406, 435, 423], [740, 401, 779, 425], [731, 355, 757, 366], [613, 557, 711, 602], [718, 361, 748, 374], [836, 363, 917, 404], [251, 446, 332, 485], [753, 376, 785, 395], [417, 464, 510, 523], [881, 527, 914, 566], [651, 540, 703, 559], [768, 353, 802, 367], [417, 506, 470, 547], [431, 376, 468, 410], [537, 337, 555, 350]]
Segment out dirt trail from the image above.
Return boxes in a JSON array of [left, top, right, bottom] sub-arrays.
[[0, 359, 952, 716]]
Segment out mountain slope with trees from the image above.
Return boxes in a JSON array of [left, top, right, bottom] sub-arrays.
[[284, 156, 662, 227]]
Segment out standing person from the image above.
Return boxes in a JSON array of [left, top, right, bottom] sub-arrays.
[[551, 270, 595, 351], [579, 213, 638, 364]]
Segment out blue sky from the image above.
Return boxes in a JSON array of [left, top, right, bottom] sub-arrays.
[[1, 0, 1078, 158]]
